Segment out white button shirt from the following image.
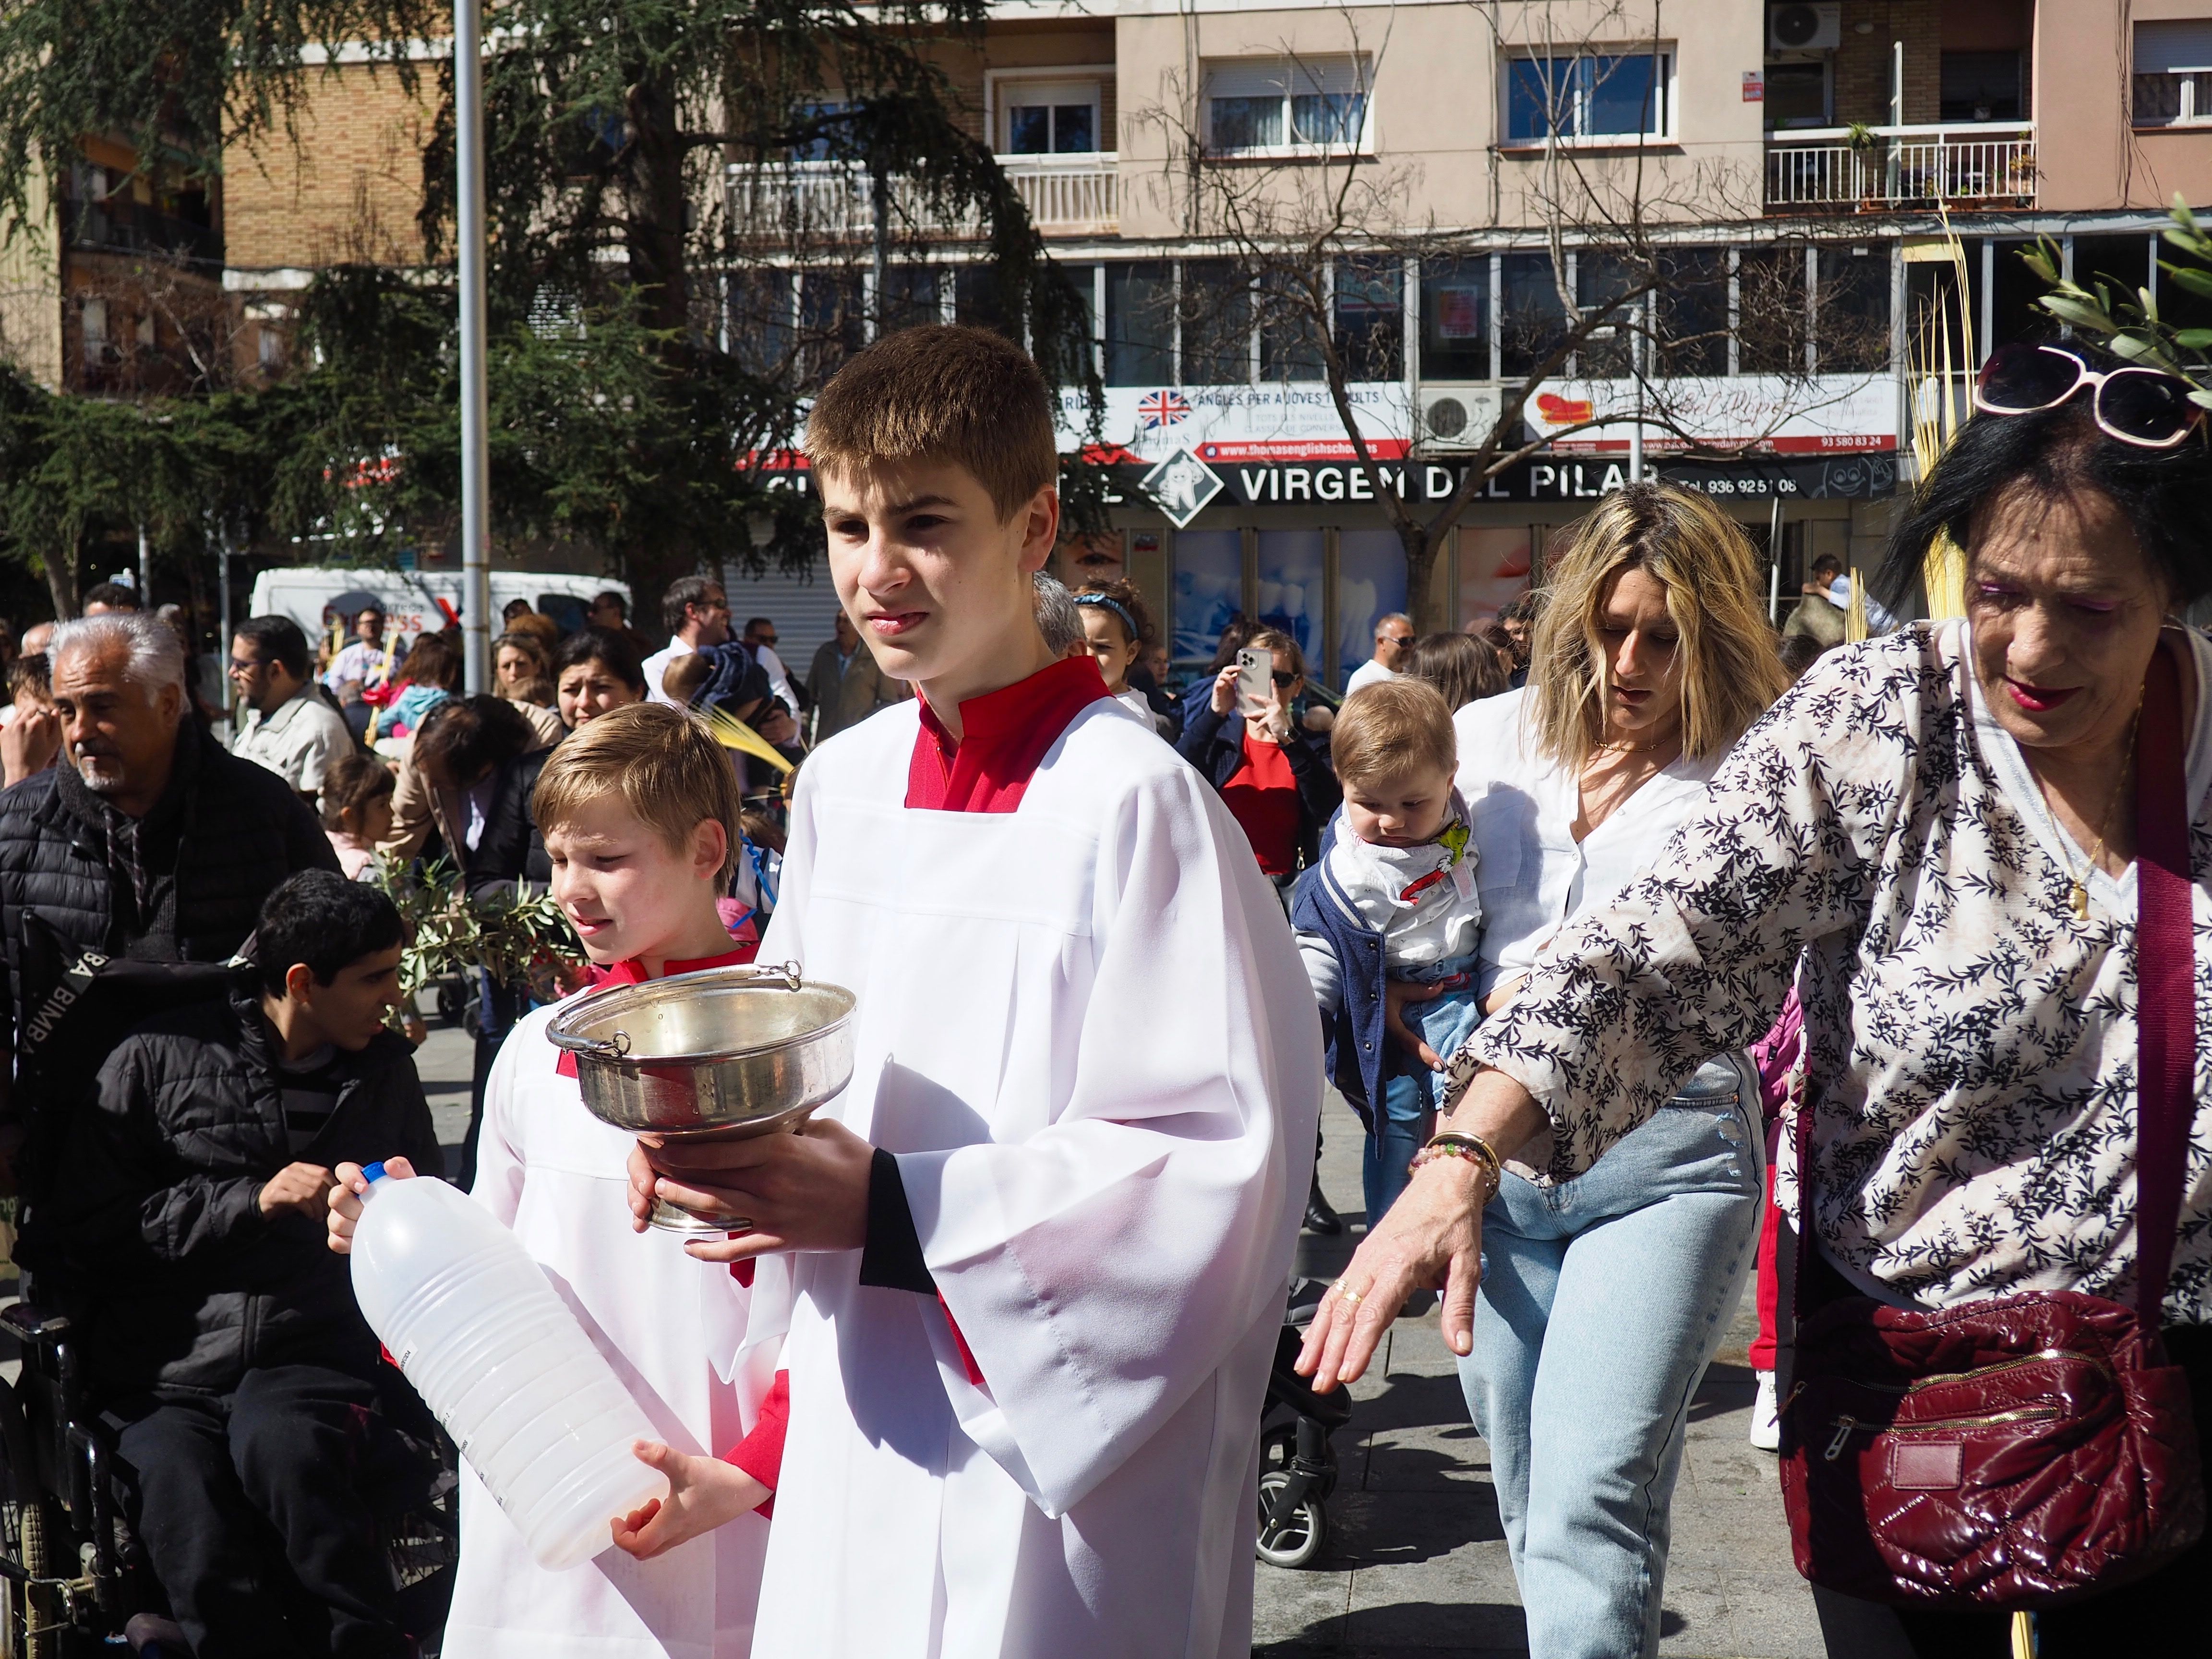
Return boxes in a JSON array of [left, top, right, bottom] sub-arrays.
[[1452, 687, 1725, 1000]]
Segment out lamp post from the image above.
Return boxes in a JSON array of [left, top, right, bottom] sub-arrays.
[[456, 0, 492, 693]]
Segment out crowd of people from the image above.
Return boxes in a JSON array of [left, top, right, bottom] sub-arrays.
[[0, 321, 2205, 1659]]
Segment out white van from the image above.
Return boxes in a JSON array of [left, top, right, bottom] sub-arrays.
[[245, 568, 629, 646]]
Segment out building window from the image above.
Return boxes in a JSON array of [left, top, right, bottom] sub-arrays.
[[1499, 252, 1568, 378], [1334, 258, 1403, 381], [1762, 59, 1831, 130], [1105, 262, 1175, 386], [1180, 260, 1252, 384], [1001, 81, 1102, 155], [1420, 257, 1490, 380], [1815, 246, 1889, 373], [2135, 22, 2212, 126], [1505, 51, 1671, 144], [1653, 248, 1729, 378], [1206, 58, 1371, 155], [1939, 51, 2023, 122]]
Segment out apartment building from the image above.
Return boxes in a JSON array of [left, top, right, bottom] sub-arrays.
[[0, 132, 226, 400], [129, 2, 2212, 675]]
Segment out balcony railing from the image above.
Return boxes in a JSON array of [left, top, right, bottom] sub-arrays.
[[727, 154, 1118, 240], [62, 196, 223, 266], [1766, 123, 2035, 212]]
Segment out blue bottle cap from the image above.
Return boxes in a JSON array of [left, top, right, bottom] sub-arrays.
[[361, 1161, 387, 1184]]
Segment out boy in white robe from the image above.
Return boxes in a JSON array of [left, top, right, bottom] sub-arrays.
[[619, 325, 1323, 1658], [327, 704, 776, 1659]]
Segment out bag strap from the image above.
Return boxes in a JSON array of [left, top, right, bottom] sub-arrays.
[[2134, 637, 2195, 1326]]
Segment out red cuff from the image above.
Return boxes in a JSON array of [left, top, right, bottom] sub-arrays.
[[938, 1294, 985, 1388], [722, 1370, 789, 1516]]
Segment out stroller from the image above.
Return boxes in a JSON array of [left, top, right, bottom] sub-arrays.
[[1256, 1279, 1355, 1569]]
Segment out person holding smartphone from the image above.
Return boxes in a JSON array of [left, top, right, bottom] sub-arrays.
[[1176, 628, 1340, 905]]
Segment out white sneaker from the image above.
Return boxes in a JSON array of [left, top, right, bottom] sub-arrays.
[[1748, 1369, 1781, 1452]]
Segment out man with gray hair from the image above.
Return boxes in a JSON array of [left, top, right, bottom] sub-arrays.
[[1032, 571, 1084, 658], [0, 611, 336, 1196]]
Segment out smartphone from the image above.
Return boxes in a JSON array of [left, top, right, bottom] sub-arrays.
[[1236, 647, 1272, 721]]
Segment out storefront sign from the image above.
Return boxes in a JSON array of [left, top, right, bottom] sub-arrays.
[[1123, 449, 1897, 510]]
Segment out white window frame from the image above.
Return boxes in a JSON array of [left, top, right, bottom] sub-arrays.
[[2133, 23, 2212, 127], [1202, 56, 1376, 160], [1500, 47, 1676, 148], [984, 66, 1112, 157]]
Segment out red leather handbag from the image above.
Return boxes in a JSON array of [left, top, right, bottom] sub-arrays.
[[1777, 643, 2207, 1609]]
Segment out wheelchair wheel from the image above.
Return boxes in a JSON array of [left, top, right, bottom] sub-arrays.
[[0, 1490, 61, 1659], [1254, 1470, 1328, 1571]]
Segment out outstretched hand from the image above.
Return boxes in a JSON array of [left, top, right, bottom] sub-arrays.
[[610, 1441, 769, 1560], [1295, 1068, 1549, 1388], [1295, 1156, 1487, 1389]]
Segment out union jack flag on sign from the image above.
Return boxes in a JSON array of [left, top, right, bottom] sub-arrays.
[[1138, 390, 1192, 430]]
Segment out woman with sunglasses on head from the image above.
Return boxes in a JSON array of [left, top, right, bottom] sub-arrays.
[[1300, 348, 2212, 1658]]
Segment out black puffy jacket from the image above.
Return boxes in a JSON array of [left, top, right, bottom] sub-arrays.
[[0, 721, 338, 1117], [35, 978, 444, 1394]]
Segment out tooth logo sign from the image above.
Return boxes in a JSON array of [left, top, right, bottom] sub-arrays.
[[1537, 392, 1594, 425]]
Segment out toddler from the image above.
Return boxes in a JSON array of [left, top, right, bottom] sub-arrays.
[[1293, 677, 1482, 1225]]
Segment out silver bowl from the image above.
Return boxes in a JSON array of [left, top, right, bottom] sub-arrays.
[[546, 962, 856, 1232]]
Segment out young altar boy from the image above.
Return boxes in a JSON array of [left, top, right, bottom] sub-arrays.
[[327, 703, 773, 1659], [622, 324, 1322, 1658]]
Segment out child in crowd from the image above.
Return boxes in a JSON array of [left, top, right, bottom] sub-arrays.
[[322, 752, 397, 878], [0, 651, 58, 787], [1293, 678, 1484, 1226], [46, 872, 441, 1659], [1072, 580, 1170, 737], [612, 324, 1316, 1659], [328, 703, 774, 1659]]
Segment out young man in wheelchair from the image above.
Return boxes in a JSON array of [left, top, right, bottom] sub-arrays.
[[32, 871, 443, 1657]]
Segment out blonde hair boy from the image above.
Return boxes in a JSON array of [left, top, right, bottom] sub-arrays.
[[327, 700, 774, 1659]]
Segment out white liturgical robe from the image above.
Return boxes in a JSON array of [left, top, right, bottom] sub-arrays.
[[740, 688, 1322, 1658], [445, 1003, 769, 1659]]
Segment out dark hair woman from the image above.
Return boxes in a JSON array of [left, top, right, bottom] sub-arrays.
[[1310, 349, 2212, 1656], [553, 625, 649, 730], [1175, 626, 1340, 898]]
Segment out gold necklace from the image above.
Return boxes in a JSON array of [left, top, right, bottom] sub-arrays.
[[2033, 709, 2140, 920]]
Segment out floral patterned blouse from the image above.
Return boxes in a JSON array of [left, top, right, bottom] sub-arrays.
[[1455, 621, 2212, 1324]]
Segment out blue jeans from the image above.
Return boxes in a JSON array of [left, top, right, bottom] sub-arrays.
[[1361, 956, 1483, 1226], [1456, 1057, 1763, 1659]]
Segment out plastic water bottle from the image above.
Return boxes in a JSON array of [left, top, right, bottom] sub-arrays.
[[348, 1162, 665, 1571]]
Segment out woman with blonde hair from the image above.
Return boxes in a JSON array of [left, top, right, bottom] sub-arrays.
[[1327, 481, 1789, 1659]]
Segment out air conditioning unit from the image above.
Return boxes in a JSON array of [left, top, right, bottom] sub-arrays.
[[1414, 385, 1504, 454], [1768, 3, 1840, 55]]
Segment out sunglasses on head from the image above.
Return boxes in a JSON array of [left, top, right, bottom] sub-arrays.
[[1972, 344, 2206, 449]]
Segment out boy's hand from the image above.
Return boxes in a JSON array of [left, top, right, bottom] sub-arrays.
[[629, 1118, 874, 1260], [1383, 981, 1445, 1070], [260, 1162, 337, 1219], [325, 1156, 418, 1254], [611, 1442, 769, 1560]]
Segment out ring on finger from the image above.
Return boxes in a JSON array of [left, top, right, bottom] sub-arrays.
[[1333, 1282, 1365, 1309]]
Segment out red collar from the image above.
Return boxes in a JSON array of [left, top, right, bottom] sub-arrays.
[[908, 655, 1110, 813], [583, 945, 757, 990], [553, 944, 759, 1077]]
